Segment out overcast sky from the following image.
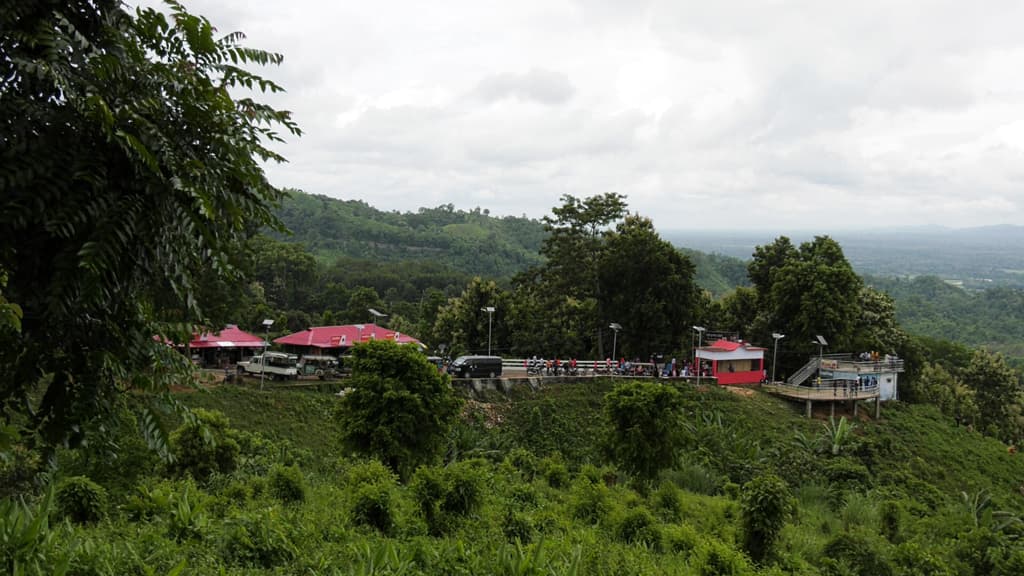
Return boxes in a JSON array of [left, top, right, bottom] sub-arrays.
[[139, 0, 1024, 231]]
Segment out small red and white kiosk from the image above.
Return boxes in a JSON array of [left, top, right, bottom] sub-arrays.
[[695, 339, 766, 385]]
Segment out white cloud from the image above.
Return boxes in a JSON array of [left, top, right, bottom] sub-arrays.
[[134, 0, 1024, 230]]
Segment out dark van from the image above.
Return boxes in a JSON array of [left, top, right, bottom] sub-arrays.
[[449, 355, 503, 378]]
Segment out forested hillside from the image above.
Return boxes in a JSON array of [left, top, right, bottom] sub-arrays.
[[868, 275, 1024, 369], [272, 191, 546, 277]]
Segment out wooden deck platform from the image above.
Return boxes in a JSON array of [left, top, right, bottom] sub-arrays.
[[761, 380, 882, 418]]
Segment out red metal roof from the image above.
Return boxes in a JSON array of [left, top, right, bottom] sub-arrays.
[[274, 324, 423, 349], [701, 338, 767, 352], [189, 325, 267, 349]]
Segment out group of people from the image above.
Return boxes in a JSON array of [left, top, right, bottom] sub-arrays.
[[527, 356, 579, 376]]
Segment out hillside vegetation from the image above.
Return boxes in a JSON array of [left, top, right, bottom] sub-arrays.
[[868, 275, 1024, 369], [272, 191, 547, 278], [11, 380, 1022, 575]]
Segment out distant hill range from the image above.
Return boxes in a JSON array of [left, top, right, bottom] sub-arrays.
[[663, 225, 1024, 289], [272, 191, 749, 295], [272, 191, 546, 278]]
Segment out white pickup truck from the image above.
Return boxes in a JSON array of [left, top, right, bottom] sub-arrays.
[[237, 352, 298, 380]]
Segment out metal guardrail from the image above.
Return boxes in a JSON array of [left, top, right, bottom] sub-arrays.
[[763, 379, 880, 400]]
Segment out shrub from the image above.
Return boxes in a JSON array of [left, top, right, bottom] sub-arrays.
[[651, 483, 683, 522], [350, 483, 394, 535], [603, 380, 684, 485], [221, 509, 296, 568], [124, 480, 174, 522], [569, 478, 612, 525], [268, 464, 305, 504], [502, 508, 535, 543], [739, 473, 793, 563], [538, 454, 569, 488], [168, 408, 240, 481], [821, 532, 893, 576], [167, 484, 209, 542], [663, 461, 724, 496], [505, 448, 538, 480], [823, 457, 872, 495], [410, 461, 486, 536], [337, 340, 463, 478], [693, 538, 753, 576], [614, 507, 661, 547], [662, 523, 700, 555], [55, 476, 106, 524]]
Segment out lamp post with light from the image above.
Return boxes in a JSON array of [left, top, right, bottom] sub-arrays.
[[368, 308, 387, 339], [813, 334, 828, 386], [260, 318, 274, 390], [692, 325, 706, 385], [771, 332, 785, 384], [609, 323, 622, 366], [481, 306, 496, 355]]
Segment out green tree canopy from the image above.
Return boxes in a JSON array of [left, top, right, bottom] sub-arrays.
[[597, 215, 699, 358], [336, 340, 463, 478], [0, 0, 299, 447], [603, 380, 684, 485], [748, 236, 863, 374]]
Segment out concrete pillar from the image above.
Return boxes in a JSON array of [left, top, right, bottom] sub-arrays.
[[830, 402, 835, 419], [853, 400, 858, 417], [806, 399, 812, 418], [875, 398, 881, 419]]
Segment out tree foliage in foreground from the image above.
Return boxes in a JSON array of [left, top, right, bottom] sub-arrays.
[[602, 380, 684, 485], [337, 340, 463, 478], [0, 0, 299, 447]]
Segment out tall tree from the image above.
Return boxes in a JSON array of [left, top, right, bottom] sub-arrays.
[[962, 350, 1023, 442], [336, 340, 462, 478], [749, 236, 862, 374], [530, 193, 628, 356], [0, 0, 300, 447], [597, 215, 699, 358], [429, 278, 510, 357]]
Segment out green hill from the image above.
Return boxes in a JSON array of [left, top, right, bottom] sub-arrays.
[[272, 191, 547, 278], [32, 379, 1024, 575]]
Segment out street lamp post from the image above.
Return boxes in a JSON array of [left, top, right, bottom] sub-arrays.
[[692, 326, 706, 385], [368, 308, 387, 339], [609, 323, 622, 366], [481, 306, 496, 355], [771, 332, 785, 384], [813, 335, 828, 386], [260, 318, 274, 390]]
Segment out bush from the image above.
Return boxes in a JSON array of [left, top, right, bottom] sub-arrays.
[[651, 483, 683, 522], [350, 483, 394, 535], [221, 509, 296, 568], [740, 473, 793, 562], [662, 523, 700, 555], [538, 453, 569, 488], [410, 460, 486, 536], [168, 409, 240, 481], [569, 478, 612, 525], [505, 448, 538, 480], [614, 507, 661, 547], [337, 340, 463, 478], [55, 476, 106, 524], [502, 508, 535, 543], [821, 532, 893, 576], [693, 538, 753, 576], [268, 464, 305, 504]]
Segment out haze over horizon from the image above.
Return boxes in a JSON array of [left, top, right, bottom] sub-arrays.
[[141, 0, 1024, 231]]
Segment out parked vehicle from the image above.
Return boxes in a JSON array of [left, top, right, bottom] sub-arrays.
[[237, 352, 298, 380], [299, 355, 340, 380], [449, 355, 503, 379]]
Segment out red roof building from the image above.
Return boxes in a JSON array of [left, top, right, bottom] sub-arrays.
[[695, 339, 766, 385], [274, 324, 424, 357], [190, 325, 267, 349], [187, 325, 268, 367]]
